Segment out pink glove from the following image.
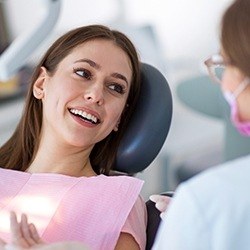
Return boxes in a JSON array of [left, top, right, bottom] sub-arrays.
[[149, 193, 173, 219]]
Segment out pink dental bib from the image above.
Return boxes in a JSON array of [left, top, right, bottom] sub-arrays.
[[0, 168, 144, 250]]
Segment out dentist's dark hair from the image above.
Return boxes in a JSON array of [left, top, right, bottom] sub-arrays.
[[0, 25, 141, 175]]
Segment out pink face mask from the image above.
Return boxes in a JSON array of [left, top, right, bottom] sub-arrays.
[[223, 78, 250, 136]]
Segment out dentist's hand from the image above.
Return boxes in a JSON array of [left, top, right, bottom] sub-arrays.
[[149, 193, 173, 219]]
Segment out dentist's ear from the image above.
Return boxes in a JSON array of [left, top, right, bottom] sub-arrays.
[[33, 67, 48, 99]]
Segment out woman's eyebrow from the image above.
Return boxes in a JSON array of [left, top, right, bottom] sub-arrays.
[[111, 73, 128, 85], [74, 58, 100, 69]]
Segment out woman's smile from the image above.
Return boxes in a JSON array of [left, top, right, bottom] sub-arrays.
[[69, 107, 101, 127]]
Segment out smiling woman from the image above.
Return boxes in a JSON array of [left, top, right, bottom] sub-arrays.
[[0, 25, 146, 250]]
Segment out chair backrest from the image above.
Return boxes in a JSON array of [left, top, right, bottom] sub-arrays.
[[113, 62, 173, 249], [114, 62, 172, 174]]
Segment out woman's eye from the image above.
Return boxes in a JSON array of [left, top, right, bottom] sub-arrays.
[[74, 68, 92, 80], [109, 83, 125, 94]]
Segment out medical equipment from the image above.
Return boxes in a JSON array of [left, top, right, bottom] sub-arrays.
[[0, 0, 61, 81]]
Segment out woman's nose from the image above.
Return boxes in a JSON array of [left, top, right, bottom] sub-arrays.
[[84, 84, 104, 106]]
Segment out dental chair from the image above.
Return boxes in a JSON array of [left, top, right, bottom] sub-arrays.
[[115, 62, 173, 249]]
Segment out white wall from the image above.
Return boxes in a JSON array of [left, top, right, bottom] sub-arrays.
[[3, 0, 232, 69]]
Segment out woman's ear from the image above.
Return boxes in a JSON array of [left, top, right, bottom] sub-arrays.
[[33, 67, 48, 99]]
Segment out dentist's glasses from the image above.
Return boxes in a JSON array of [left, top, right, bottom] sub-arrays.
[[204, 54, 227, 84]]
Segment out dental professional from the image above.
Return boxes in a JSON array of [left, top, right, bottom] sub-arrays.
[[0, 24, 146, 250], [152, 0, 250, 249]]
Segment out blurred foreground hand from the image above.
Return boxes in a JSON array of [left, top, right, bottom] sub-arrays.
[[149, 193, 173, 219], [0, 212, 88, 250]]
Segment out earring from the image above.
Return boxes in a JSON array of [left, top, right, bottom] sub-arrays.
[[33, 91, 43, 99], [114, 124, 119, 132]]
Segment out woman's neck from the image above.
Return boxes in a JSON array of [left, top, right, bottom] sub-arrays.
[[27, 140, 96, 177]]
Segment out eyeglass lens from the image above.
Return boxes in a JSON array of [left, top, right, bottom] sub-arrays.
[[213, 66, 225, 83]]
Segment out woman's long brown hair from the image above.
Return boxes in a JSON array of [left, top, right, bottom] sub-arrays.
[[0, 25, 141, 175]]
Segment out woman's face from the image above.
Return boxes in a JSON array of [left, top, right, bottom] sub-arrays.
[[34, 39, 132, 149]]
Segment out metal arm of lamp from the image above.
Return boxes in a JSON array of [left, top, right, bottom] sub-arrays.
[[0, 0, 61, 81]]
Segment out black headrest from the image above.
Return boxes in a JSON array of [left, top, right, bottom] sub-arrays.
[[115, 63, 172, 174]]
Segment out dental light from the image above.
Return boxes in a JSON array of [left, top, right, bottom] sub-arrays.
[[0, 0, 61, 81]]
